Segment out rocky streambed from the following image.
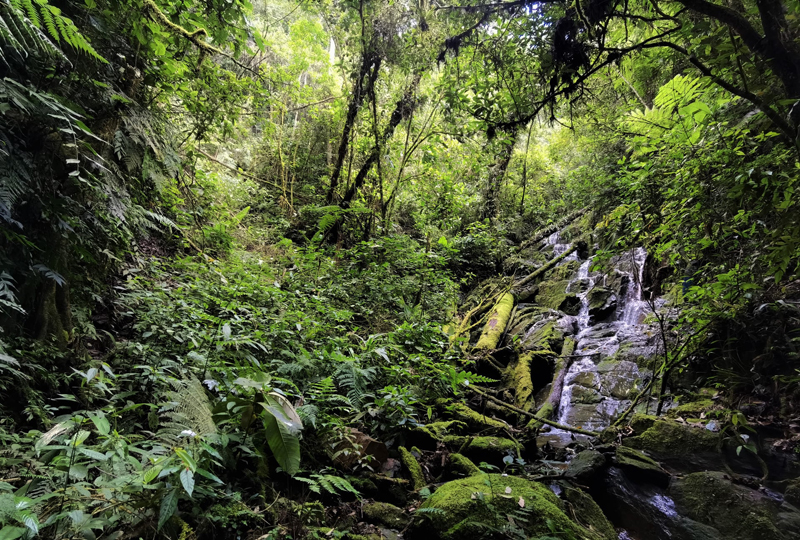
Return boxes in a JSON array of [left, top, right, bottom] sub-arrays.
[[310, 217, 800, 540]]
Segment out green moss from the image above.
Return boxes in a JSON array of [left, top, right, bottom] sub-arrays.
[[399, 446, 426, 491], [412, 420, 467, 446], [362, 501, 410, 528], [449, 402, 508, 430], [475, 292, 515, 350], [505, 352, 535, 411], [624, 418, 719, 457], [667, 399, 715, 418], [417, 474, 602, 540], [561, 486, 616, 540], [672, 471, 784, 539], [447, 453, 481, 477], [628, 413, 658, 434], [525, 402, 554, 430], [442, 435, 520, 464], [523, 320, 565, 353]]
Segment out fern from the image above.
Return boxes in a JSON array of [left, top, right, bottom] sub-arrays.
[[4, 0, 106, 62], [294, 473, 360, 497], [334, 361, 376, 409], [158, 378, 217, 445]]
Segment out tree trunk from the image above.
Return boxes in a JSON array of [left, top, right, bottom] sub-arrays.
[[482, 136, 515, 221]]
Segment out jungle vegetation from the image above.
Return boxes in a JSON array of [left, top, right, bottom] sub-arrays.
[[1, 0, 799, 538]]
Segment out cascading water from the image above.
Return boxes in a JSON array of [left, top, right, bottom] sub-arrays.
[[537, 243, 661, 446]]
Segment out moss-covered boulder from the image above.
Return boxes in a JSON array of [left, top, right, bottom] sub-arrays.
[[536, 279, 580, 315], [521, 319, 565, 353], [587, 287, 616, 321], [362, 501, 410, 529], [446, 453, 481, 478], [442, 435, 521, 465], [561, 486, 617, 540], [666, 399, 716, 419], [614, 446, 669, 487], [399, 447, 426, 491], [671, 471, 800, 539], [415, 474, 604, 540], [623, 418, 721, 471], [565, 450, 608, 482]]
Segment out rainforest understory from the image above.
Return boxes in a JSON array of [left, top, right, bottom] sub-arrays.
[[2, 0, 800, 539]]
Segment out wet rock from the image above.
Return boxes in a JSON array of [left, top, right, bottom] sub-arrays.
[[599, 467, 721, 540], [572, 385, 603, 404], [414, 474, 605, 540], [671, 471, 800, 539], [587, 287, 617, 322], [614, 446, 670, 487], [560, 485, 617, 540], [565, 450, 608, 482], [362, 501, 410, 528], [522, 319, 565, 353]]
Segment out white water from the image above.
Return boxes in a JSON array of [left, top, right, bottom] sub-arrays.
[[535, 242, 659, 446]]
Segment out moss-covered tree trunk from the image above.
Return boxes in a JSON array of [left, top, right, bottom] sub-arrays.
[[474, 292, 515, 351]]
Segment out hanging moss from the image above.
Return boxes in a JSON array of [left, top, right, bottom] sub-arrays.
[[474, 292, 515, 350], [399, 446, 426, 491]]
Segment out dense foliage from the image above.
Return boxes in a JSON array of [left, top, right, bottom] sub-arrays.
[[2, 0, 800, 537]]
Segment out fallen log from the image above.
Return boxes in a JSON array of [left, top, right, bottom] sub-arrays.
[[513, 240, 583, 290], [469, 385, 599, 437], [474, 292, 515, 351]]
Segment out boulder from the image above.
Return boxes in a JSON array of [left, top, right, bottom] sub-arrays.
[[622, 418, 721, 471], [442, 435, 520, 465], [587, 287, 617, 322], [362, 501, 410, 529], [333, 428, 389, 470], [565, 450, 608, 482], [415, 474, 605, 540]]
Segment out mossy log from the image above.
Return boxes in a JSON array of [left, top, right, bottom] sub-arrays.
[[474, 292, 515, 351], [518, 207, 589, 252], [399, 446, 426, 491]]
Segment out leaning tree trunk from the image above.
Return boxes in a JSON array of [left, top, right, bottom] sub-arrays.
[[481, 136, 515, 221], [326, 51, 381, 204]]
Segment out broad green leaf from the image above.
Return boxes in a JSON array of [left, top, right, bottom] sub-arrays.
[[89, 414, 110, 436], [262, 409, 301, 476], [0, 526, 26, 540], [179, 468, 195, 497], [158, 488, 179, 530], [174, 448, 196, 472]]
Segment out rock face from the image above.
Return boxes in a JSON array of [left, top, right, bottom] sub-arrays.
[[415, 474, 605, 540]]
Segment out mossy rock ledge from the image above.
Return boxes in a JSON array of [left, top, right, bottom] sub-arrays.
[[414, 474, 605, 540]]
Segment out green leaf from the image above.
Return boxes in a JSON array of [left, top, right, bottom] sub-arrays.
[[174, 448, 196, 472], [179, 468, 195, 497], [0, 526, 27, 540], [158, 488, 179, 530], [196, 468, 223, 484], [262, 409, 301, 476], [89, 414, 110, 436], [143, 465, 162, 484]]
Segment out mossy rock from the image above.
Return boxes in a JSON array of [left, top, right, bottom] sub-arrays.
[[667, 399, 716, 418], [410, 420, 467, 449], [446, 453, 481, 478], [449, 402, 509, 431], [671, 471, 800, 539], [522, 319, 565, 353], [623, 418, 721, 471], [442, 435, 520, 465], [627, 413, 658, 434], [365, 474, 410, 506], [362, 501, 410, 528], [786, 479, 800, 507], [399, 446, 426, 491], [614, 446, 669, 487], [565, 450, 607, 481], [561, 486, 617, 540], [535, 279, 575, 314], [415, 474, 604, 540]]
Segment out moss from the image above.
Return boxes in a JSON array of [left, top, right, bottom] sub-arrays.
[[417, 474, 602, 540], [348, 476, 378, 496], [523, 320, 565, 353], [442, 435, 520, 464], [411, 420, 467, 447], [671, 471, 784, 539], [535, 279, 580, 315], [362, 501, 410, 528], [475, 292, 515, 350], [447, 453, 481, 477], [785, 479, 800, 507], [525, 402, 554, 430], [449, 402, 508, 430], [628, 413, 658, 434], [399, 446, 426, 491], [666, 399, 715, 418], [624, 418, 720, 459], [561, 486, 616, 540], [505, 352, 535, 411]]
